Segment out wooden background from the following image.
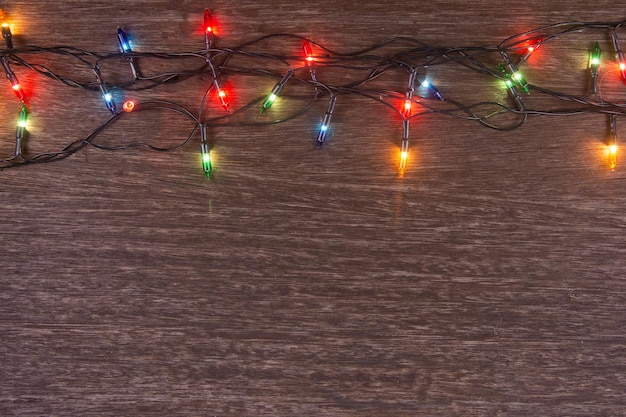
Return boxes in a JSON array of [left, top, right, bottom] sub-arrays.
[[1, 1, 625, 415]]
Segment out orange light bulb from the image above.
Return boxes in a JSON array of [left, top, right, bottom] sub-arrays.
[[123, 100, 136, 112], [609, 145, 618, 170]]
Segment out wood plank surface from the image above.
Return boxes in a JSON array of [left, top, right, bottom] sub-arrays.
[[1, 1, 625, 416]]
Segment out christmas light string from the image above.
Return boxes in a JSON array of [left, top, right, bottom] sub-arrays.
[[1, 11, 626, 177]]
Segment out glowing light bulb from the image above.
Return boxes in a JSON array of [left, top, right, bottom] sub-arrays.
[[93, 65, 117, 114], [303, 40, 314, 63], [204, 9, 215, 51], [117, 26, 132, 53], [518, 41, 541, 63], [1, 56, 25, 102], [302, 40, 317, 81], [590, 42, 601, 68], [500, 50, 529, 93], [123, 100, 136, 112], [117, 26, 139, 79], [213, 79, 230, 111], [608, 114, 618, 170], [609, 144, 618, 170], [260, 69, 294, 113], [617, 51, 626, 80], [204, 9, 214, 34], [403, 100, 412, 114], [1, 22, 13, 49], [317, 95, 337, 146], [217, 88, 229, 110], [421, 80, 443, 100], [400, 141, 409, 173], [503, 78, 525, 111], [402, 71, 416, 117], [263, 93, 277, 107], [15, 104, 28, 156], [200, 124, 212, 177], [399, 119, 410, 174], [589, 41, 601, 95], [611, 31, 626, 80], [17, 105, 27, 128]]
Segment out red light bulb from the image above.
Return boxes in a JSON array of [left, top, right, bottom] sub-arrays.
[[2, 56, 25, 102], [403, 100, 412, 117], [302, 40, 317, 81], [203, 9, 216, 51], [518, 40, 541, 64], [619, 58, 626, 80], [11, 82, 24, 101], [204, 9, 213, 33], [214, 80, 229, 111], [303, 41, 314, 64]]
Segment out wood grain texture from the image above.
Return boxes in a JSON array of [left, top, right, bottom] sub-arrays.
[[1, 1, 626, 416]]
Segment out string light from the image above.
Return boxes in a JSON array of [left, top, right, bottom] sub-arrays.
[[260, 69, 294, 113], [303, 40, 317, 81], [93, 64, 116, 114], [212, 78, 229, 111], [503, 78, 525, 111], [589, 41, 601, 95], [609, 114, 618, 171], [15, 104, 28, 157], [518, 40, 541, 64], [204, 9, 214, 51], [317, 95, 337, 146], [420, 80, 443, 101], [117, 26, 139, 79], [0, 12, 624, 176], [1, 22, 13, 49], [500, 50, 529, 93], [403, 70, 417, 117], [399, 119, 410, 174], [200, 124, 212, 177], [498, 64, 525, 111], [123, 100, 136, 112], [611, 30, 626, 80], [1, 56, 25, 102]]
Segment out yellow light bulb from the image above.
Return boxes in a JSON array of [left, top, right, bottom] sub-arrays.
[[400, 151, 408, 172], [609, 144, 618, 171]]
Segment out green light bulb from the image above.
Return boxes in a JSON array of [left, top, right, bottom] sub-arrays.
[[15, 104, 28, 157], [589, 41, 601, 95], [17, 105, 28, 128], [502, 76, 525, 111], [201, 152, 212, 177], [511, 71, 529, 93], [500, 50, 529, 94], [590, 41, 601, 70], [261, 93, 277, 112], [199, 124, 212, 178], [259, 69, 294, 113]]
